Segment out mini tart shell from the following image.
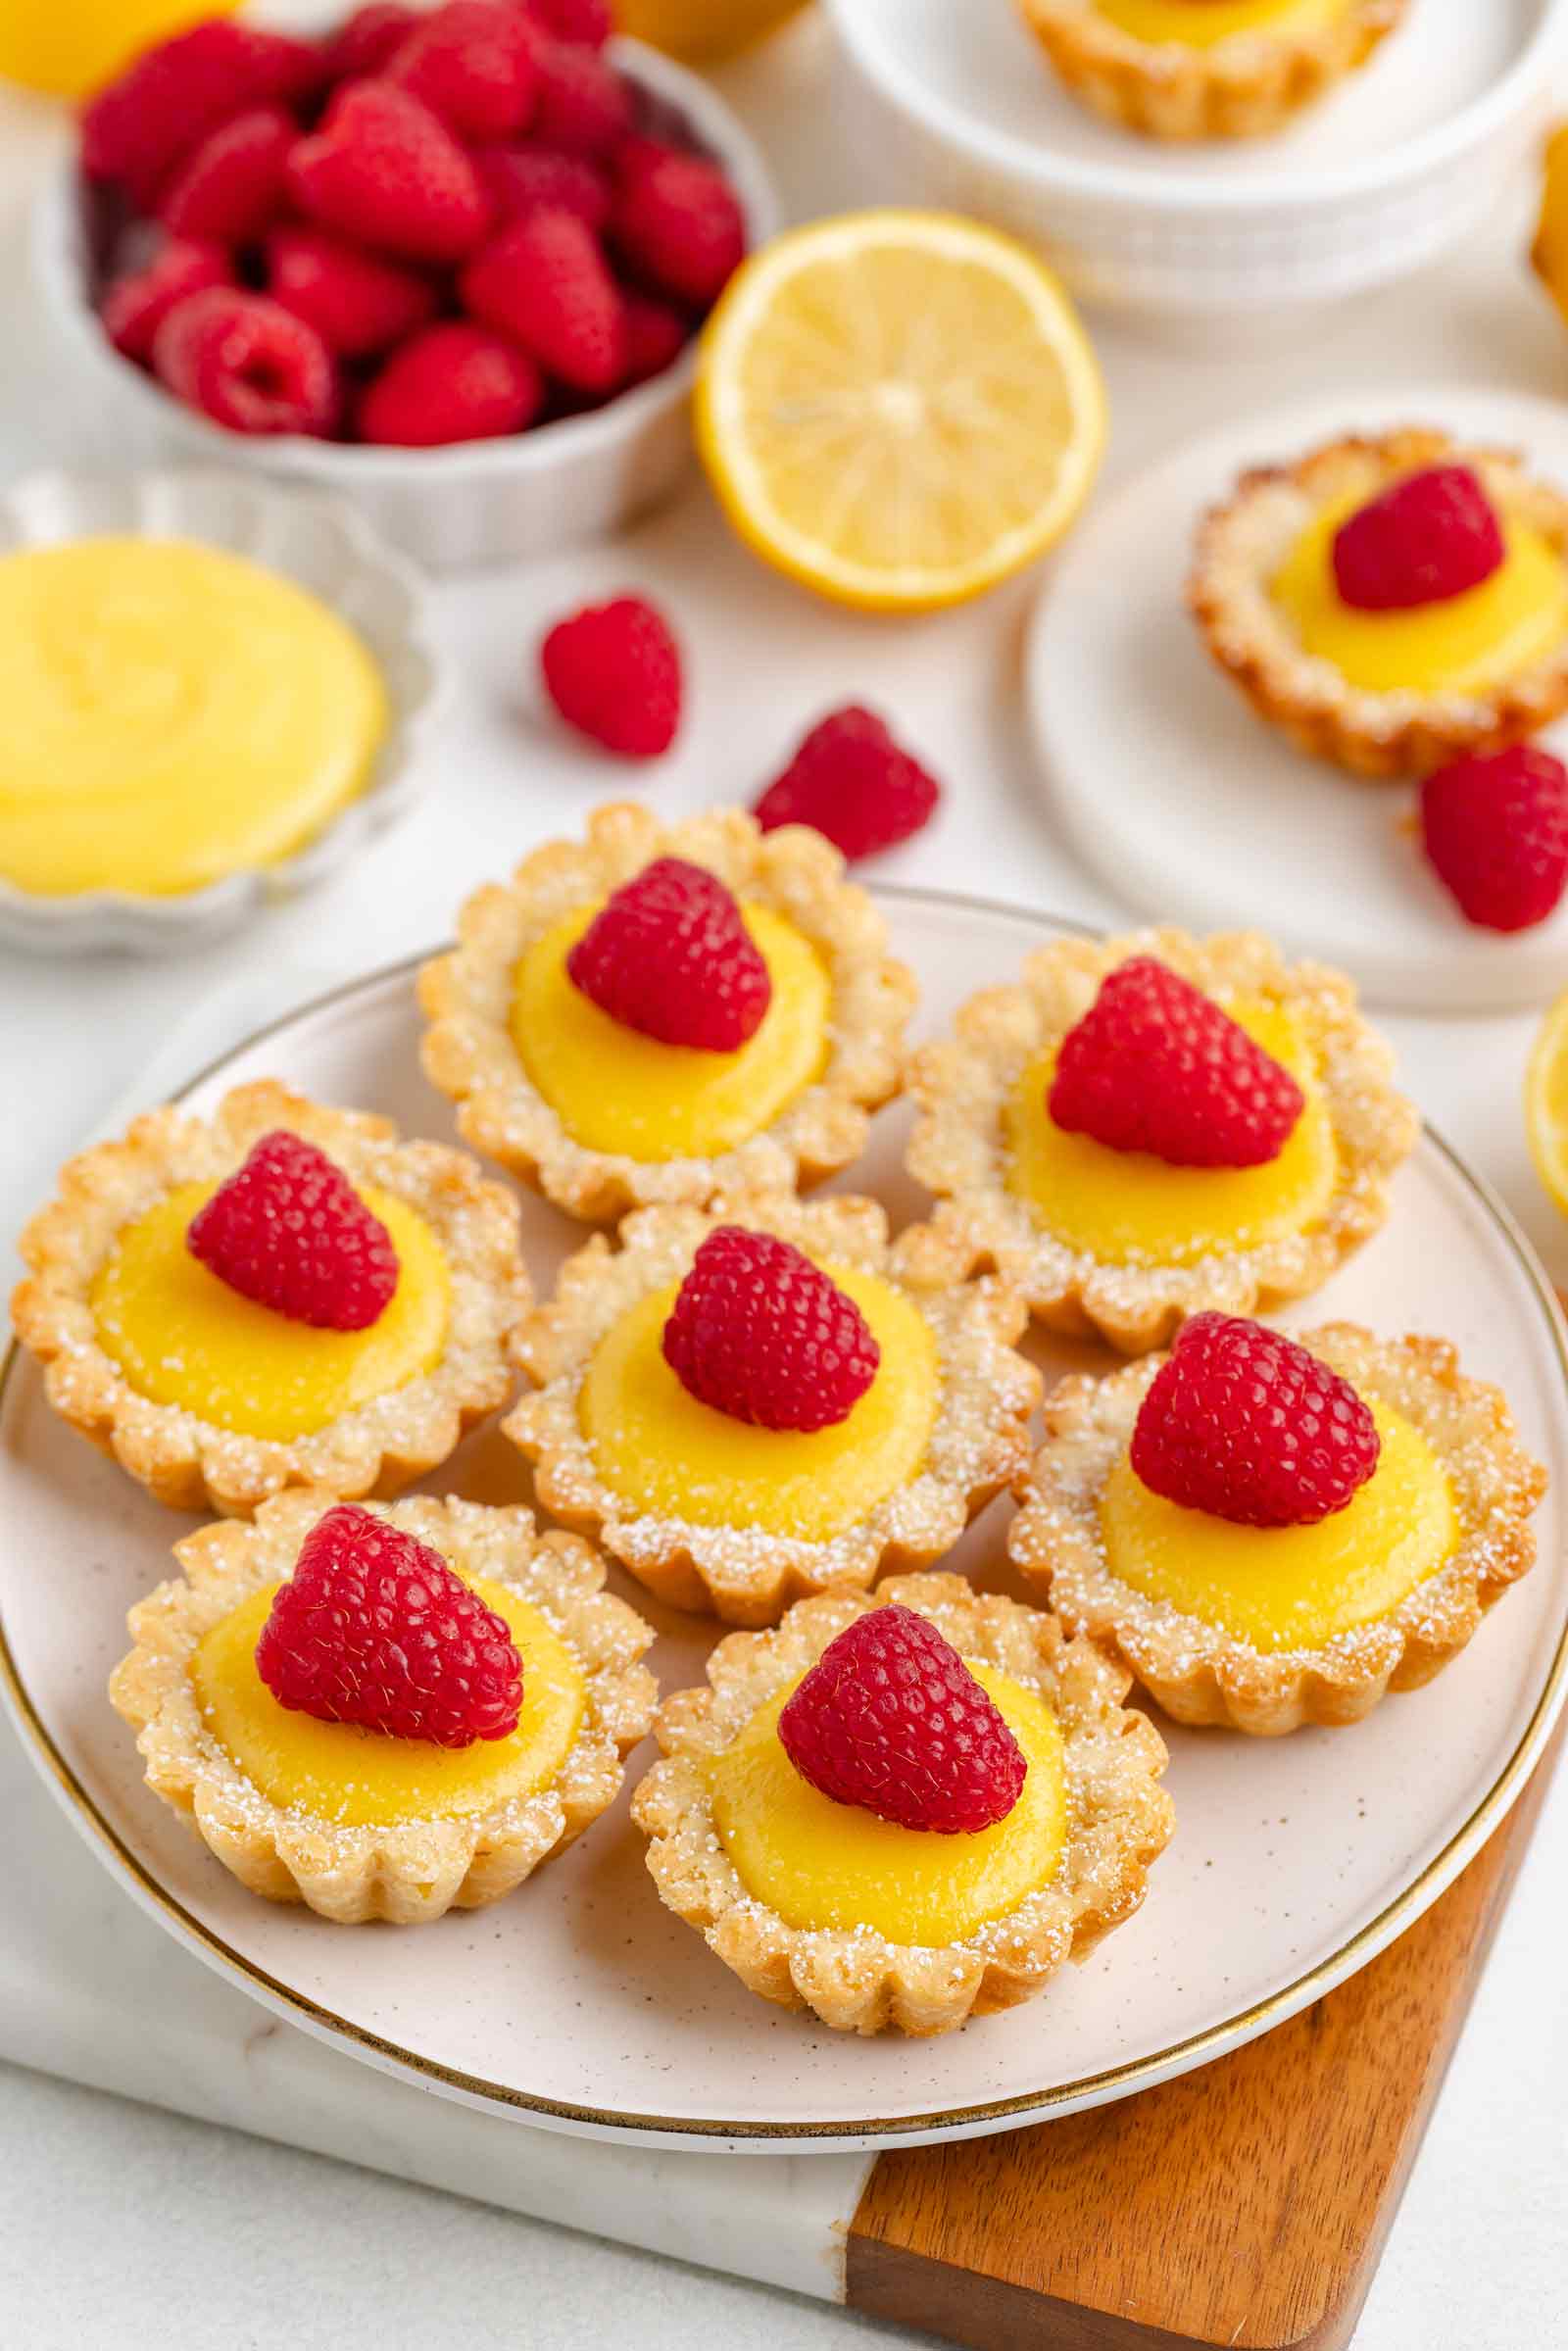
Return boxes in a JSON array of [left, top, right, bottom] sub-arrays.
[[110, 1491, 658, 1924], [1189, 428, 1568, 778], [506, 1193, 1042, 1627], [904, 926, 1417, 1355], [1015, 1, 1405, 142], [417, 801, 917, 1222], [11, 1080, 530, 1517], [1009, 1323, 1546, 1737], [632, 1571, 1174, 2035]]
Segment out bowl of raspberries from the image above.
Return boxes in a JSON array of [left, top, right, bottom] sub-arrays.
[[36, 3, 779, 568]]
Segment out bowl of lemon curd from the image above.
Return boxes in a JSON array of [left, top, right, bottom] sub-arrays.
[[0, 466, 440, 955]]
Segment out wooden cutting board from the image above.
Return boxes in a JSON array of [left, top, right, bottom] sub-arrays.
[[845, 1724, 1562, 2351]]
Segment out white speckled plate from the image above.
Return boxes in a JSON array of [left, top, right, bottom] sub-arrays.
[[3, 891, 1566, 2151]]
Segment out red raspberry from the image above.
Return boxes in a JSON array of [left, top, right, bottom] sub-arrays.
[[532, 0, 613, 47], [612, 143, 745, 307], [1048, 957, 1304, 1170], [318, 3, 419, 83], [1332, 464, 1505, 612], [101, 237, 232, 364], [81, 23, 317, 206], [540, 594, 681, 757], [753, 707, 941, 860], [662, 1226, 879, 1431], [778, 1604, 1026, 1833], [256, 1504, 522, 1748], [387, 0, 543, 143], [266, 227, 437, 360], [462, 207, 625, 392], [471, 143, 612, 232], [1131, 1312, 1381, 1530], [620, 292, 687, 386], [567, 857, 767, 1046], [359, 320, 543, 445], [153, 288, 339, 437], [1420, 744, 1568, 933], [286, 82, 491, 266], [185, 1129, 399, 1330], [157, 106, 296, 245], [533, 38, 632, 157]]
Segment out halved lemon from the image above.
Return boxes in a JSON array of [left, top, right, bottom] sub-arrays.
[[696, 211, 1107, 613], [1526, 986, 1568, 1217]]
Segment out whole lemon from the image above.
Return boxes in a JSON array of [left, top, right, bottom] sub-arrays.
[[613, 0, 808, 66]]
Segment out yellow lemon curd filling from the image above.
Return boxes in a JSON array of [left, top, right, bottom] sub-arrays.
[[579, 1266, 941, 1542], [91, 1181, 449, 1442], [708, 1665, 1066, 1943], [191, 1579, 584, 1828], [1095, 0, 1349, 45], [1271, 495, 1568, 697], [512, 900, 830, 1162], [0, 538, 388, 900], [1102, 1397, 1459, 1653], [1006, 998, 1337, 1267]]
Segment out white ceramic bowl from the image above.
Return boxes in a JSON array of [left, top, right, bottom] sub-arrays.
[[825, 0, 1565, 328], [31, 40, 781, 571], [0, 466, 442, 956]]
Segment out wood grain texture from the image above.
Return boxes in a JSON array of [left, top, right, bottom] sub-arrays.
[[847, 1727, 1561, 2351]]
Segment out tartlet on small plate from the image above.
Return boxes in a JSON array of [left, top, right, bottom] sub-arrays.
[[632, 1570, 1175, 2034], [12, 1079, 528, 1515]]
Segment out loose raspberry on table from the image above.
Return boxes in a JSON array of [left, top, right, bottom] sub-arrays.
[[565, 856, 769, 1048], [286, 81, 492, 266], [1332, 464, 1505, 612], [81, 22, 318, 206], [185, 1129, 400, 1331], [470, 143, 612, 232], [256, 1504, 523, 1748], [153, 287, 339, 437], [778, 1604, 1027, 1834], [1420, 744, 1568, 933], [1130, 1312, 1382, 1530], [157, 105, 297, 246], [267, 227, 438, 360], [318, 2, 419, 83], [359, 319, 544, 444], [101, 238, 233, 364], [662, 1226, 880, 1432], [532, 37, 633, 158], [540, 593, 682, 757], [387, 0, 544, 145], [612, 143, 746, 308], [1048, 957, 1304, 1170], [753, 706, 941, 860], [462, 207, 626, 392]]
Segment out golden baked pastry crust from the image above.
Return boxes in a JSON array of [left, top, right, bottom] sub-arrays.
[[109, 1490, 659, 1925], [11, 1079, 529, 1516], [1009, 1323, 1546, 1736], [506, 1193, 1041, 1626], [1189, 428, 1568, 778], [1016, 1, 1406, 142], [417, 802, 916, 1222], [632, 1571, 1174, 2035], [904, 926, 1417, 1354]]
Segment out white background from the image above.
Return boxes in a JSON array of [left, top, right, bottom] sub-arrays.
[[3, 9, 1567, 2346]]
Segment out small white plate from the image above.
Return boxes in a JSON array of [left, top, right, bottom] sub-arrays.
[[1029, 386, 1568, 1014], [2, 889, 1565, 2152]]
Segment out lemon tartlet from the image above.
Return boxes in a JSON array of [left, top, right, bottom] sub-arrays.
[[506, 1194, 1041, 1625], [110, 1492, 658, 1923], [418, 802, 915, 1222], [633, 1572, 1174, 2034], [1015, 0, 1406, 142], [1009, 1324, 1545, 1735], [12, 1081, 528, 1514], [904, 927, 1417, 1354], [1190, 429, 1568, 778]]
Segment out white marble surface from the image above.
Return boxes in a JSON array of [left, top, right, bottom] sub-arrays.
[[4, 11, 1568, 2347]]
